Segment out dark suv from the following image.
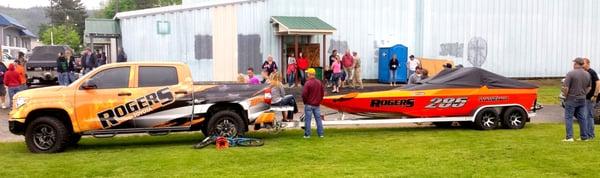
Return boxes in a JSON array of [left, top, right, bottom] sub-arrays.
[[27, 45, 72, 85]]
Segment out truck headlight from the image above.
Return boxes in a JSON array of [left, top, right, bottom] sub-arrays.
[[14, 97, 27, 108]]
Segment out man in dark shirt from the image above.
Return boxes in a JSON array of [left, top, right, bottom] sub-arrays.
[[81, 48, 97, 74], [117, 47, 127, 63], [583, 58, 598, 139], [302, 68, 325, 138], [562, 58, 592, 141]]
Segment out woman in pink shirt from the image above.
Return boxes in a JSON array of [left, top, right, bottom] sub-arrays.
[[331, 57, 342, 93]]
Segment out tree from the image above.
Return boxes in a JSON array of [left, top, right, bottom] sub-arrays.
[[101, 0, 182, 18], [40, 25, 81, 52], [46, 0, 88, 42]]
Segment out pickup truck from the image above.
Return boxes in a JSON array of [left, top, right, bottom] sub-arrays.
[[8, 62, 271, 153]]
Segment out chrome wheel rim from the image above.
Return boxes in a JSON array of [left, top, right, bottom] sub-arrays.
[[33, 125, 56, 151], [509, 113, 522, 126], [482, 113, 496, 128], [215, 118, 237, 137]]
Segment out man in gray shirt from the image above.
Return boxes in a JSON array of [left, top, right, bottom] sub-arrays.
[[562, 57, 592, 141]]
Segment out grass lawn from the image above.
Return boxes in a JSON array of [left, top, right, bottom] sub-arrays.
[[524, 79, 562, 105], [1, 124, 599, 177], [537, 85, 561, 105]]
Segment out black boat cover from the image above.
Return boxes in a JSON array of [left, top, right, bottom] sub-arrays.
[[404, 67, 538, 90]]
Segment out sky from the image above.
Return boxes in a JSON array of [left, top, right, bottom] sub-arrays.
[[0, 0, 108, 10]]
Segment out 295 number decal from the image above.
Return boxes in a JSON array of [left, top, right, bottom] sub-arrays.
[[425, 97, 467, 108]]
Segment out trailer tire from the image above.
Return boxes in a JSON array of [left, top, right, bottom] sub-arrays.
[[501, 107, 527, 129], [25, 116, 69, 153], [474, 108, 499, 130], [206, 110, 245, 137]]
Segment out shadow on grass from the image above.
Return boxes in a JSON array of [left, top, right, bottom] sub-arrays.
[[67, 124, 535, 152]]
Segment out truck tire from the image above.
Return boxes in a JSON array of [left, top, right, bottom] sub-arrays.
[[25, 116, 69, 153], [206, 110, 245, 137], [501, 107, 527, 129], [474, 108, 499, 130]]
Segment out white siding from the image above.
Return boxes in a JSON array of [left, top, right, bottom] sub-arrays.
[[421, 0, 600, 77], [119, 0, 600, 79], [120, 0, 417, 80], [120, 7, 213, 81], [249, 0, 417, 79]]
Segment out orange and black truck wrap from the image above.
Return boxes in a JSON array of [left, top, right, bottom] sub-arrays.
[[8, 62, 270, 153]]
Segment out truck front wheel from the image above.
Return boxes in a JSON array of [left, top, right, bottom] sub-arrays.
[[25, 116, 69, 153], [206, 110, 245, 137]]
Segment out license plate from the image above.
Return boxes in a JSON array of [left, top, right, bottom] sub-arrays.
[[33, 79, 40, 83]]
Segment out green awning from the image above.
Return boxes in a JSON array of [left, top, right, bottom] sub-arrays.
[[271, 16, 336, 35], [84, 18, 120, 38]]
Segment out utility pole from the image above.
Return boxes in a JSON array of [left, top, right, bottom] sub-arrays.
[[116, 0, 120, 14]]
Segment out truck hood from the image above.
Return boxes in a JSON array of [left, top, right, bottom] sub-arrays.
[[15, 86, 66, 99]]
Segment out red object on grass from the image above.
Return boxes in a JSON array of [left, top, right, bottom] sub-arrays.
[[216, 137, 229, 150]]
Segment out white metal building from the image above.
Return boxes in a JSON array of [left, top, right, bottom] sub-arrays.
[[115, 0, 600, 81]]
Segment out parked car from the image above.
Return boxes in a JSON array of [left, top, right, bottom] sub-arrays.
[[8, 62, 272, 153], [26, 45, 72, 86]]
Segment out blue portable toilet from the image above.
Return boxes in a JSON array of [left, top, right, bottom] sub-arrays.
[[378, 44, 408, 83]]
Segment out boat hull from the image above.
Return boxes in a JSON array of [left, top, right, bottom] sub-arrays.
[[321, 87, 537, 118]]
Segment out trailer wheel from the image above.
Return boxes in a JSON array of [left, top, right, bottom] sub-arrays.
[[502, 107, 527, 129], [206, 110, 245, 137], [474, 108, 499, 130]]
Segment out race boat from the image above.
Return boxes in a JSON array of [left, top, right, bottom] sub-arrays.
[[320, 67, 541, 130]]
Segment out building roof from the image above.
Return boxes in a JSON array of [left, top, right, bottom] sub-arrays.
[[115, 0, 260, 19], [0, 13, 37, 38], [271, 16, 336, 35], [0, 13, 26, 29], [84, 18, 120, 37]]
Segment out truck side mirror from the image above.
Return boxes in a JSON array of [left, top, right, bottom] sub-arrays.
[[81, 79, 97, 90]]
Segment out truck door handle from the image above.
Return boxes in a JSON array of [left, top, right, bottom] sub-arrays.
[[174, 91, 188, 95], [118, 92, 132, 96]]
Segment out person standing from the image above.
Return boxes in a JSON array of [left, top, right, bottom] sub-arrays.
[[56, 53, 70, 86], [341, 49, 354, 87], [3, 64, 23, 109], [352, 52, 363, 89], [117, 47, 127, 63], [15, 52, 27, 90], [64, 49, 77, 84], [247, 67, 260, 85], [0, 61, 7, 108], [325, 50, 338, 87], [331, 56, 342, 93], [296, 52, 309, 85], [407, 55, 420, 77], [583, 58, 598, 139], [98, 52, 107, 66], [262, 55, 278, 77], [82, 48, 97, 74], [562, 58, 592, 142], [286, 53, 297, 87], [302, 68, 325, 138], [389, 54, 399, 86]]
